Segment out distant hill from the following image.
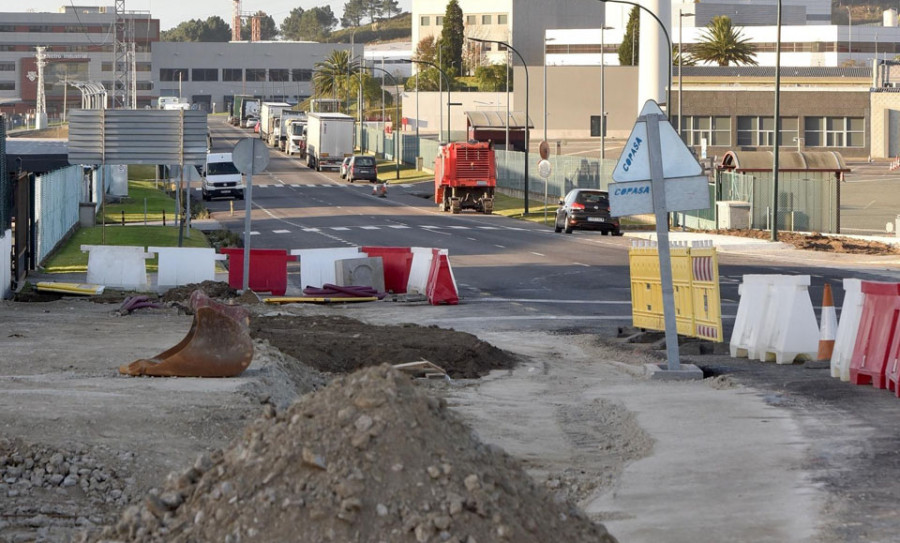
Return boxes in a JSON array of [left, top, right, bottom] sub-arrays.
[[328, 12, 411, 44]]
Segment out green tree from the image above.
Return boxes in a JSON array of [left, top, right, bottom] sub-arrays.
[[618, 6, 639, 65], [440, 0, 465, 75], [240, 11, 278, 41], [404, 67, 443, 91], [313, 49, 356, 100], [692, 15, 758, 66], [297, 6, 338, 41], [341, 0, 366, 27], [280, 7, 305, 40], [380, 0, 401, 19], [474, 64, 512, 92], [160, 16, 230, 42]]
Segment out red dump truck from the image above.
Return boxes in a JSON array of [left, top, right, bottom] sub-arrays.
[[434, 141, 496, 214]]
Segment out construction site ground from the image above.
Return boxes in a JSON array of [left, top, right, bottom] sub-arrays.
[[4, 274, 887, 542]]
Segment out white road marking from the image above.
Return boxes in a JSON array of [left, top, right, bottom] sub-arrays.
[[360, 226, 380, 230], [531, 252, 545, 257], [495, 244, 506, 248], [273, 229, 291, 234], [331, 227, 350, 231], [302, 228, 321, 232], [573, 262, 590, 267], [389, 225, 411, 229]]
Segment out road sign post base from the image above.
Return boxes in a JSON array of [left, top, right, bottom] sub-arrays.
[[644, 363, 704, 381]]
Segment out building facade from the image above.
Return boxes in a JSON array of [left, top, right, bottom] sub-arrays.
[[151, 41, 358, 113], [0, 5, 159, 121]]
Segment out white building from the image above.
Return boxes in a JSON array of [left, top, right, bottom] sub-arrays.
[[363, 42, 413, 80], [547, 22, 900, 68]]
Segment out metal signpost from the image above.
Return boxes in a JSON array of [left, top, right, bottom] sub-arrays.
[[232, 138, 270, 293], [538, 141, 552, 224], [610, 100, 709, 374]]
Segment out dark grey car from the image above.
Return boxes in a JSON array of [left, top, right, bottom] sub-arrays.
[[347, 155, 378, 183], [554, 189, 621, 235]]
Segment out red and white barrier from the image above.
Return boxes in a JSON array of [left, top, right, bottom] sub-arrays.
[[425, 248, 458, 305], [291, 247, 361, 289], [148, 246, 226, 292], [729, 275, 774, 359], [81, 244, 151, 291], [849, 281, 900, 388]]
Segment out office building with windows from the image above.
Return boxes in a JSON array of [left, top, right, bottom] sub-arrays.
[[151, 41, 357, 114], [0, 5, 158, 122]]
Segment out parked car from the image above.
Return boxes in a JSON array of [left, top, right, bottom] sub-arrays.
[[554, 188, 621, 235], [346, 155, 378, 183], [340, 156, 352, 179]]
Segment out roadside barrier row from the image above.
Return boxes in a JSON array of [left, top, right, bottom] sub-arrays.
[[80, 244, 458, 304], [628, 240, 723, 342], [729, 275, 820, 364]]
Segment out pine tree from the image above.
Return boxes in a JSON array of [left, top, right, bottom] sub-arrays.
[[618, 6, 640, 66]]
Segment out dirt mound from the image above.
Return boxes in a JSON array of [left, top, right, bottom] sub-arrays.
[[160, 281, 238, 305], [249, 315, 517, 379], [713, 229, 900, 255], [97, 365, 617, 543]]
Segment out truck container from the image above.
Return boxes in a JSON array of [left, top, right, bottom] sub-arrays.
[[259, 102, 292, 147], [230, 95, 259, 127], [280, 112, 307, 154], [434, 141, 496, 214], [305, 112, 354, 171]]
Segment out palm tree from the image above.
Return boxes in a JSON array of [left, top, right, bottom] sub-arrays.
[[312, 49, 357, 101], [692, 15, 757, 67]]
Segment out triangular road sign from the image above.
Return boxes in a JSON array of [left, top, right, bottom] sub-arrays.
[[612, 100, 703, 183]]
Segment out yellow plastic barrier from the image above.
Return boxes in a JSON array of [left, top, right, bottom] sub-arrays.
[[628, 240, 724, 342]]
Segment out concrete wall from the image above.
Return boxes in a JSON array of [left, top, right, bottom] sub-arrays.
[[518, 65, 640, 140], [870, 91, 900, 158]]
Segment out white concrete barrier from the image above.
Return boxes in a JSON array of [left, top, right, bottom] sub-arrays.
[[407, 247, 440, 295], [81, 244, 151, 290], [729, 275, 771, 358], [755, 275, 820, 364], [147, 246, 226, 291], [291, 247, 360, 288], [832, 278, 864, 381]]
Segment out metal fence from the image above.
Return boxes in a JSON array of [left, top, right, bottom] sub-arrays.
[[716, 170, 839, 233]]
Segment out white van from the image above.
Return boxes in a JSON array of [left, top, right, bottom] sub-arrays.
[[201, 153, 244, 200]]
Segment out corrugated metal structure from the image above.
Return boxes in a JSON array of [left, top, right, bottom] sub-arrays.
[[68, 110, 208, 165]]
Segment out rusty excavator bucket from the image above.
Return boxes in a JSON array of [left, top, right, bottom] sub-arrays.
[[119, 290, 253, 377]]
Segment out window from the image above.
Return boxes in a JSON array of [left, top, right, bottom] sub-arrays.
[[245, 68, 266, 82], [192, 68, 218, 81], [737, 116, 798, 146], [292, 68, 312, 81], [136, 81, 153, 90], [269, 69, 289, 82], [482, 14, 492, 24], [223, 68, 243, 82], [681, 115, 730, 146], [498, 14, 508, 24], [420, 16, 430, 26], [435, 16, 444, 26], [467, 15, 476, 25], [804, 116, 864, 147], [0, 25, 15, 32], [28, 25, 52, 33], [0, 82, 14, 90], [159, 68, 188, 82], [136, 62, 152, 72], [0, 62, 14, 71]]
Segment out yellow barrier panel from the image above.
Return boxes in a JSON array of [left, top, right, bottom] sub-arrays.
[[627, 241, 724, 342]]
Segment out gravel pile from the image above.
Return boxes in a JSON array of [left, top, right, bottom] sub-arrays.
[[0, 439, 133, 507], [94, 365, 617, 543]]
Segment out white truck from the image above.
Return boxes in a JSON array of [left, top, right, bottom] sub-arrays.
[[281, 111, 307, 155], [305, 112, 354, 171], [201, 153, 245, 201], [259, 102, 292, 147]]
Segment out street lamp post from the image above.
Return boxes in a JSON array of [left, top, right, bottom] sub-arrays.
[[404, 59, 452, 143], [600, 25, 612, 160], [543, 32, 554, 145], [847, 6, 852, 65], [468, 36, 531, 213], [678, 10, 694, 135], [599, 0, 672, 118], [772, 0, 782, 242]]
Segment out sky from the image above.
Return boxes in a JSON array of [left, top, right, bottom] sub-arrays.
[[18, 0, 412, 32]]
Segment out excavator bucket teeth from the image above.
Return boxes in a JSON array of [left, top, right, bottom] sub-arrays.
[[119, 290, 253, 378]]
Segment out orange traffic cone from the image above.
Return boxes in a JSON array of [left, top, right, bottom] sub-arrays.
[[817, 283, 837, 361]]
